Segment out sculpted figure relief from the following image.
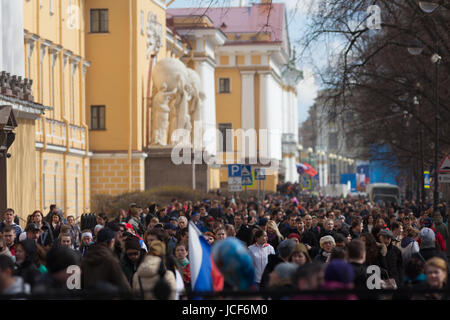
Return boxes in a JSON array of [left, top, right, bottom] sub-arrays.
[[151, 83, 177, 146], [151, 58, 205, 146], [186, 68, 206, 134]]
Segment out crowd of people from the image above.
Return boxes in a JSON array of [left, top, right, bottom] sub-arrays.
[[0, 184, 449, 300]]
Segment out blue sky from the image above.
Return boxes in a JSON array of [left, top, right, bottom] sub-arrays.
[[169, 0, 324, 125]]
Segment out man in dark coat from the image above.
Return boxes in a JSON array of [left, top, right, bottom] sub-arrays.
[[120, 236, 145, 286], [81, 228, 131, 295], [379, 229, 403, 286], [259, 239, 296, 292], [234, 213, 252, 246], [347, 239, 369, 297]]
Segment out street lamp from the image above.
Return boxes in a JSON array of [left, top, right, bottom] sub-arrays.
[[407, 2, 441, 213]]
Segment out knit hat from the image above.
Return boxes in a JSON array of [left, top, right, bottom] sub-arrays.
[[277, 239, 296, 259], [325, 259, 355, 284], [97, 227, 116, 243], [320, 235, 336, 249], [423, 217, 433, 228], [287, 233, 301, 242], [148, 240, 166, 257], [274, 262, 299, 280], [420, 227, 435, 248], [163, 223, 177, 230], [125, 236, 142, 252]]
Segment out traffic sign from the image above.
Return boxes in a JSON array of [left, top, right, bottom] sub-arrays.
[[241, 165, 252, 177], [228, 183, 242, 192], [228, 164, 242, 177], [242, 176, 253, 186], [438, 174, 450, 183], [255, 168, 266, 181], [228, 177, 242, 185], [241, 165, 253, 186], [438, 154, 450, 173], [424, 171, 430, 189]]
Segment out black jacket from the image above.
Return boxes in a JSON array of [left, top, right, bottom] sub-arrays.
[[350, 262, 368, 289], [385, 243, 403, 285], [259, 254, 284, 292], [236, 225, 252, 246], [420, 247, 448, 263], [280, 225, 298, 239], [38, 221, 54, 246], [14, 260, 41, 288], [120, 251, 145, 286]]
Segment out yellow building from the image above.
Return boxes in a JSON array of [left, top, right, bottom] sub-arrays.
[[3, 0, 302, 224], [22, 0, 91, 219], [85, 0, 190, 196], [168, 1, 302, 192]]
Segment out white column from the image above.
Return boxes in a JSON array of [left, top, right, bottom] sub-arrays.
[[1, 1, 25, 77], [240, 71, 255, 130], [258, 72, 270, 162], [194, 59, 217, 156]]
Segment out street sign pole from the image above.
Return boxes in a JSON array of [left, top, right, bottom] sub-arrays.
[[258, 180, 261, 203], [262, 179, 265, 202]]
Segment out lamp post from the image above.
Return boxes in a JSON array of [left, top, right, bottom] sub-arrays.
[[407, 1, 441, 213]]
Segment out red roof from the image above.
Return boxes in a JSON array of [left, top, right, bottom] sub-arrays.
[[167, 3, 286, 43]]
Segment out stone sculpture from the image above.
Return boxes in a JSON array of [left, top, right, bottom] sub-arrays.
[[151, 58, 203, 146], [151, 83, 177, 146], [186, 68, 206, 134]]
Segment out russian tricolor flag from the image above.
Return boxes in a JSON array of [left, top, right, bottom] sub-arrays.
[[189, 222, 224, 293]]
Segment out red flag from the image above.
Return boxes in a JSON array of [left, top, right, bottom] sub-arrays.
[[303, 163, 317, 177], [210, 256, 224, 291]]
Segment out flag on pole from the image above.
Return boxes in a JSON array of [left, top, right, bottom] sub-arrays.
[[303, 163, 318, 177], [189, 222, 224, 293], [297, 163, 308, 174]]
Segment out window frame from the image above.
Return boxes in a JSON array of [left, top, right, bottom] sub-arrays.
[[90, 105, 106, 130], [218, 123, 233, 152], [218, 78, 231, 94], [90, 9, 109, 33]]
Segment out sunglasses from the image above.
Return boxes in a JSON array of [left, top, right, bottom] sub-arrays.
[[127, 251, 140, 256]]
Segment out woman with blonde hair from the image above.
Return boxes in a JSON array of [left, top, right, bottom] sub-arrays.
[[418, 257, 449, 300], [266, 220, 284, 249]]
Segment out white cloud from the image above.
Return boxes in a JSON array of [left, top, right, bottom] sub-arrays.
[[297, 68, 318, 123]]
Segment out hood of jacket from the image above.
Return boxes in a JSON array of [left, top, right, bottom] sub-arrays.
[[401, 237, 415, 248], [135, 255, 163, 279]]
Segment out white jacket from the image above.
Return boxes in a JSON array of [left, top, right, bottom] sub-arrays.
[[248, 243, 275, 284]]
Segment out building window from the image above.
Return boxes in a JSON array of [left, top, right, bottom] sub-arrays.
[[218, 78, 231, 93], [328, 133, 338, 149], [90, 9, 108, 33], [90, 105, 106, 130], [218, 123, 233, 152]]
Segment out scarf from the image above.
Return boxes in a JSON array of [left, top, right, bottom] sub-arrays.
[[178, 258, 189, 267]]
